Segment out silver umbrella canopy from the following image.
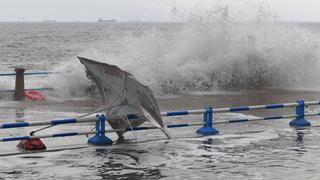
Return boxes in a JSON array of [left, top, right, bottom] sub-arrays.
[[78, 57, 171, 139]]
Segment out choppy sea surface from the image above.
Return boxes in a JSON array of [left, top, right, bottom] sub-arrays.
[[0, 22, 320, 179]]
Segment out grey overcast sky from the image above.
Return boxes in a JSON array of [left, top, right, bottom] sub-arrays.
[[0, 0, 319, 22]]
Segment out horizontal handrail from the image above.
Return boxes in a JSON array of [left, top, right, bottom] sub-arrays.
[[215, 112, 320, 125], [161, 109, 206, 116], [1, 111, 319, 142], [0, 72, 58, 77], [161, 100, 320, 116], [1, 109, 319, 142], [0, 100, 319, 129], [0, 116, 97, 129], [0, 114, 142, 129], [0, 88, 53, 93], [0, 122, 204, 142]]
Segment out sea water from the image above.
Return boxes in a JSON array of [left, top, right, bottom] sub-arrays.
[[0, 21, 320, 179]]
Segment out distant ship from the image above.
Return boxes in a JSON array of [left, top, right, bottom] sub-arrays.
[[128, 20, 141, 23], [97, 18, 116, 22], [42, 20, 56, 23]]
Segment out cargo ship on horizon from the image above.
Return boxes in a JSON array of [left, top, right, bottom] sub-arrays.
[[97, 18, 116, 22]]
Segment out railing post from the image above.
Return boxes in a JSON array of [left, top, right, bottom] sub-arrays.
[[196, 107, 219, 135], [14, 68, 25, 100], [88, 114, 113, 146], [289, 100, 311, 127]]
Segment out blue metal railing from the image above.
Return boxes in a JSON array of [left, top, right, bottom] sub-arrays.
[[0, 72, 58, 77], [0, 122, 205, 142], [161, 100, 320, 116], [0, 99, 318, 146], [0, 88, 53, 93], [0, 117, 95, 129], [0, 100, 318, 129], [0, 71, 57, 93]]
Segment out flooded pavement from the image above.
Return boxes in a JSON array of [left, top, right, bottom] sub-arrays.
[[0, 89, 320, 179]]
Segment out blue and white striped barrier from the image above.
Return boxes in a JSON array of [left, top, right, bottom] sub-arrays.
[[1, 112, 320, 143], [0, 116, 96, 129], [215, 112, 320, 124], [0, 114, 142, 129], [0, 99, 318, 147], [161, 100, 320, 116], [0, 122, 204, 142]]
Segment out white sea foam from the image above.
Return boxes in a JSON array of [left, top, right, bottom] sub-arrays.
[[18, 6, 320, 98]]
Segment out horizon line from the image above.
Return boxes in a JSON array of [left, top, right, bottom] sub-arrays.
[[0, 20, 319, 23]]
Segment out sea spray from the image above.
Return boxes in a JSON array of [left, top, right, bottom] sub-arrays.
[[31, 8, 320, 97], [81, 28, 318, 93]]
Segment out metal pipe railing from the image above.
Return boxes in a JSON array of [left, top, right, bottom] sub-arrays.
[[0, 111, 318, 143], [215, 112, 320, 125], [0, 71, 57, 77], [0, 122, 204, 142], [161, 100, 320, 116], [0, 116, 97, 129], [0, 100, 318, 129], [0, 99, 318, 147], [0, 88, 53, 93]]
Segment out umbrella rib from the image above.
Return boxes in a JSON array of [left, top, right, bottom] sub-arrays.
[[121, 72, 128, 104], [93, 73, 122, 107]]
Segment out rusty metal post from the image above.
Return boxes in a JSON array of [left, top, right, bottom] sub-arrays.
[[14, 68, 25, 100]]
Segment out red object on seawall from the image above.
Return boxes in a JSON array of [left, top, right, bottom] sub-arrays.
[[24, 90, 46, 101], [17, 138, 47, 151]]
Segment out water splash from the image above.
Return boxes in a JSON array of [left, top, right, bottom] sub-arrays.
[[31, 6, 320, 97], [82, 29, 318, 93]]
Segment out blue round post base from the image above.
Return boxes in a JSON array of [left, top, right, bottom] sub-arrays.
[[197, 127, 219, 135], [88, 135, 113, 146], [289, 118, 311, 127]]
